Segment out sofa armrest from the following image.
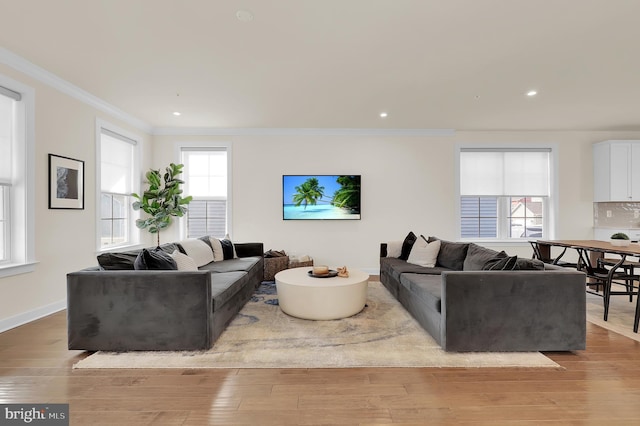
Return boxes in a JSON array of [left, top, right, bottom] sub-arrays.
[[67, 270, 213, 351], [440, 270, 586, 352], [235, 242, 264, 258]]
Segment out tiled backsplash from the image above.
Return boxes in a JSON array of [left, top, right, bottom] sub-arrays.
[[594, 202, 640, 229]]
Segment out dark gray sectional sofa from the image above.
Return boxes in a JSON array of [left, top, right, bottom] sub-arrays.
[[380, 237, 587, 352], [67, 241, 263, 351]]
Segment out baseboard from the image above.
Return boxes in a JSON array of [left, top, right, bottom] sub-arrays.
[[362, 267, 381, 276], [0, 299, 66, 333]]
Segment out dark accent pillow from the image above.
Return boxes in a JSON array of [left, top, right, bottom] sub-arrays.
[[220, 238, 235, 260], [134, 248, 178, 270], [515, 257, 545, 270], [427, 236, 469, 271], [463, 243, 508, 271], [399, 232, 417, 261], [483, 255, 519, 271], [96, 250, 141, 270], [158, 242, 185, 255]]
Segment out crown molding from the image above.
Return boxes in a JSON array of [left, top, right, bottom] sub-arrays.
[[0, 47, 153, 134], [0, 49, 456, 138], [152, 127, 456, 137]]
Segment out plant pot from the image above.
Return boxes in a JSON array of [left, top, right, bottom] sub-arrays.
[[610, 239, 631, 247]]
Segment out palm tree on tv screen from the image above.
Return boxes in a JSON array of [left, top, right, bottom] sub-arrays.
[[292, 177, 325, 209], [332, 175, 360, 213]]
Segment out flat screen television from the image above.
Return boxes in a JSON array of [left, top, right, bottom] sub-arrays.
[[283, 175, 361, 220]]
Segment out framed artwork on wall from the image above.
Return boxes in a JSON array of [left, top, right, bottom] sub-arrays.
[[48, 153, 84, 209]]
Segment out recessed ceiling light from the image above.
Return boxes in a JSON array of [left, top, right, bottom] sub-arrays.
[[173, 111, 181, 116], [526, 90, 538, 97], [236, 9, 253, 22], [380, 112, 388, 118]]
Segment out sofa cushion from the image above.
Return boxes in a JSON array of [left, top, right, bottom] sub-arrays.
[[178, 239, 215, 267], [380, 257, 451, 282], [134, 248, 178, 270], [199, 256, 262, 273], [407, 237, 441, 268], [463, 243, 507, 271], [483, 255, 519, 270], [399, 273, 442, 313], [211, 271, 249, 310], [170, 250, 198, 271], [427, 236, 469, 271], [399, 232, 417, 261]]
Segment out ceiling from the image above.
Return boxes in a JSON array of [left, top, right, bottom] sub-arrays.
[[1, 0, 639, 132]]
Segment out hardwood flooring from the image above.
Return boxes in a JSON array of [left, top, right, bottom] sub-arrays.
[[2, 285, 640, 425]]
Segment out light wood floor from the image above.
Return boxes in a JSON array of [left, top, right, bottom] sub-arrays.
[[2, 288, 640, 425]]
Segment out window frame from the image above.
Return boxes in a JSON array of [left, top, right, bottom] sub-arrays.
[[455, 144, 558, 243], [175, 142, 232, 240], [95, 119, 141, 251], [0, 75, 36, 278]]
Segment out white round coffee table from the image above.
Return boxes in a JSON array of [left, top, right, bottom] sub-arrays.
[[275, 267, 369, 320]]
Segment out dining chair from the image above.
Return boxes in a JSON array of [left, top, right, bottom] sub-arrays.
[[529, 241, 578, 268]]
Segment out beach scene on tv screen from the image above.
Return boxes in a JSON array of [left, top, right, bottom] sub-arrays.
[[283, 175, 361, 220]]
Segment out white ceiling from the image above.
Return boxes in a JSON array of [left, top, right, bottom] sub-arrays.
[[1, 0, 639, 131]]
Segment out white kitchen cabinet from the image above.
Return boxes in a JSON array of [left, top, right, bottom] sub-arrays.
[[594, 140, 640, 201]]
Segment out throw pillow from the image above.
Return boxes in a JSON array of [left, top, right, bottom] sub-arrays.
[[97, 250, 140, 270], [399, 232, 418, 261], [170, 250, 198, 271], [386, 241, 403, 258], [482, 255, 519, 271], [463, 243, 508, 271], [407, 237, 441, 267], [134, 248, 178, 270], [209, 236, 236, 261], [177, 239, 215, 267], [427, 236, 469, 271], [515, 257, 545, 270]]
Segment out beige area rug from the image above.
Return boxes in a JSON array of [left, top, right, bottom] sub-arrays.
[[586, 284, 640, 343], [74, 281, 559, 369]]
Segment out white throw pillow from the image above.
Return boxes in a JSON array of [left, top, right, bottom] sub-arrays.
[[386, 240, 403, 258], [407, 238, 441, 268], [170, 250, 198, 271], [208, 237, 224, 262], [178, 239, 214, 267]]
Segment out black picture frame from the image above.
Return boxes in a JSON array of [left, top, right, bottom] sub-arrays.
[[48, 154, 84, 209]]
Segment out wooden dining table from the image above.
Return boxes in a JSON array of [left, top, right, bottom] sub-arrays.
[[537, 239, 640, 331]]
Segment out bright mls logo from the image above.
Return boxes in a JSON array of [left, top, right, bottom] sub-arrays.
[[0, 404, 68, 425]]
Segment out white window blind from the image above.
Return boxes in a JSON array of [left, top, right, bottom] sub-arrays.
[[460, 149, 550, 196], [0, 93, 14, 185], [182, 149, 227, 197], [100, 130, 136, 194]]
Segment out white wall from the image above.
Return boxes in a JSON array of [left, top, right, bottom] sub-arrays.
[[153, 130, 640, 273], [0, 64, 152, 331]]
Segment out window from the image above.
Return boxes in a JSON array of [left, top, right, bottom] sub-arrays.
[[0, 76, 35, 276], [97, 123, 139, 249], [459, 148, 552, 240], [181, 148, 228, 238]]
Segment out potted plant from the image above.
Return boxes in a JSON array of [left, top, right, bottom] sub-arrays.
[[132, 163, 193, 246], [610, 232, 631, 247]]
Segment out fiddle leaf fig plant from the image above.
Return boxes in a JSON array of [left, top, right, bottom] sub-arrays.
[[132, 163, 193, 246]]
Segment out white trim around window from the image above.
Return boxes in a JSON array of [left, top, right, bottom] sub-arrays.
[[0, 74, 36, 278], [173, 141, 233, 240], [95, 119, 141, 251], [455, 143, 559, 243]]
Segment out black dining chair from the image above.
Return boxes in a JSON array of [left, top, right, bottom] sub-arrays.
[[529, 241, 578, 268]]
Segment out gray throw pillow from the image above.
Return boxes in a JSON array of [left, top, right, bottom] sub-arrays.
[[426, 236, 469, 270], [515, 257, 545, 270], [97, 250, 141, 270], [463, 243, 507, 271], [134, 248, 178, 270], [483, 255, 519, 270]]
